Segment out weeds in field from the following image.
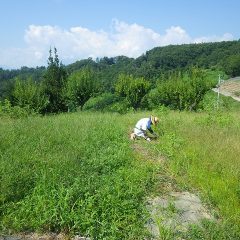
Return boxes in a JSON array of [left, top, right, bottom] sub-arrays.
[[1, 110, 240, 239], [150, 110, 240, 238], [0, 113, 157, 239]]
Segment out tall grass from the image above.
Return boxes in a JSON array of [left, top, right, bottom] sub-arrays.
[[151, 110, 240, 238], [1, 109, 240, 239], [0, 112, 158, 239]]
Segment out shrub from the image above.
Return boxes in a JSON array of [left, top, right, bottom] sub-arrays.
[[64, 67, 99, 111], [157, 68, 215, 111], [115, 74, 150, 110], [0, 99, 33, 118], [83, 93, 131, 114], [142, 88, 160, 110], [105, 98, 132, 114], [12, 77, 48, 113], [83, 93, 119, 111]]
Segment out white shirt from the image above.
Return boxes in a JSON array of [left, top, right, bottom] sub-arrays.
[[135, 118, 151, 131]]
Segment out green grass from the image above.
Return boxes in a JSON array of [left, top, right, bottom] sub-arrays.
[[0, 112, 158, 239], [1, 109, 240, 239], [150, 110, 240, 238]]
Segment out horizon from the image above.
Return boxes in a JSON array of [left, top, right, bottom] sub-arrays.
[[1, 39, 239, 71]]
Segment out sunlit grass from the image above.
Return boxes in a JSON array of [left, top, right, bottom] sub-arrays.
[[151, 110, 240, 237], [1, 109, 240, 239], [0, 112, 158, 239]]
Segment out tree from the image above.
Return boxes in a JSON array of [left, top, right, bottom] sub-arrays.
[[223, 55, 240, 77], [115, 74, 150, 110], [43, 47, 67, 113], [64, 67, 99, 110], [156, 68, 214, 111], [12, 77, 48, 113]]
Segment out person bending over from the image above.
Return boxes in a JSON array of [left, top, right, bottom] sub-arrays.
[[131, 115, 159, 141]]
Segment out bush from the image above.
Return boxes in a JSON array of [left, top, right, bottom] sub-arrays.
[[105, 98, 132, 114], [199, 91, 240, 112], [83, 93, 119, 111], [157, 68, 215, 111], [12, 77, 48, 113], [83, 93, 132, 114], [142, 88, 160, 110], [0, 99, 33, 118], [115, 74, 150, 110]]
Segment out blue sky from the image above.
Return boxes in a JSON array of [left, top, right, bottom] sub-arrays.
[[1, 0, 240, 69]]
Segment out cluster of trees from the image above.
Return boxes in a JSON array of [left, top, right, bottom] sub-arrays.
[[11, 65, 214, 114], [1, 40, 240, 114], [65, 40, 240, 86], [10, 48, 100, 114], [155, 68, 215, 111]]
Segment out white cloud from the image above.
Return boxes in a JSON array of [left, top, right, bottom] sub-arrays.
[[161, 26, 191, 45], [194, 33, 234, 43], [0, 20, 235, 69]]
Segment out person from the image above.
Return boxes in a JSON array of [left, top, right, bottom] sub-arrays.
[[131, 115, 159, 141]]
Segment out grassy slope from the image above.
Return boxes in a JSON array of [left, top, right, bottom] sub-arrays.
[[149, 109, 240, 238], [0, 113, 158, 239], [1, 110, 240, 239]]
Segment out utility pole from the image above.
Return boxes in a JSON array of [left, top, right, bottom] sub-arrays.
[[217, 74, 221, 110], [217, 74, 225, 110]]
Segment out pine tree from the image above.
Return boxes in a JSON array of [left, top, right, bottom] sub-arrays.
[[43, 47, 67, 113]]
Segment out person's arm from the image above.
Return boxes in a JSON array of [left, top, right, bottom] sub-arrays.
[[148, 127, 154, 134], [148, 127, 158, 138]]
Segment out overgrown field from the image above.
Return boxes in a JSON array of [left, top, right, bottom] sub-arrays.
[[0, 113, 158, 239], [148, 109, 240, 239], [1, 109, 240, 239]]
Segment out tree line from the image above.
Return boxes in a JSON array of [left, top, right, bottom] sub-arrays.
[[0, 40, 240, 115]]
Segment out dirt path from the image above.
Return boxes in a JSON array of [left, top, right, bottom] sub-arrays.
[[212, 88, 240, 102], [132, 141, 214, 239], [0, 233, 89, 240], [1, 141, 214, 240], [146, 192, 214, 239], [212, 76, 240, 102]]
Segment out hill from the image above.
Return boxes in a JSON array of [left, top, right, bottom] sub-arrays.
[[1, 40, 240, 100], [65, 40, 240, 88]]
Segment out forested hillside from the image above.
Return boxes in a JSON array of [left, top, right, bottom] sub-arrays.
[[66, 40, 240, 87], [0, 40, 240, 114]]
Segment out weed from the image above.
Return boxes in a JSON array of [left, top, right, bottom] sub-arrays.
[[0, 112, 156, 239]]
